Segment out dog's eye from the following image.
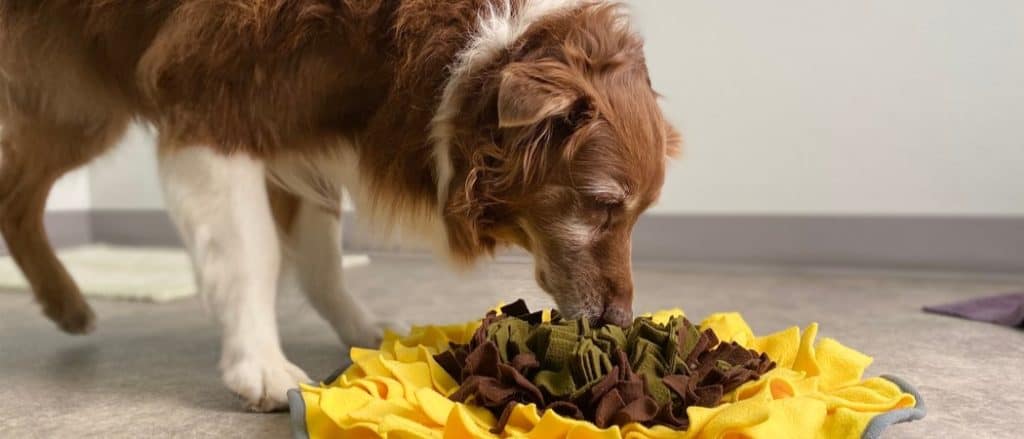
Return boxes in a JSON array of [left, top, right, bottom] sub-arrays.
[[598, 201, 623, 230]]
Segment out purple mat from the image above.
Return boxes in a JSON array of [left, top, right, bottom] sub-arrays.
[[924, 292, 1024, 327]]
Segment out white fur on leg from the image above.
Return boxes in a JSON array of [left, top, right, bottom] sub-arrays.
[[158, 146, 309, 412], [280, 199, 408, 348]]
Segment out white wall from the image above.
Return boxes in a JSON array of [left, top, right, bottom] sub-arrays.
[[85, 0, 1024, 217], [34, 125, 153, 212], [88, 124, 164, 210], [46, 170, 92, 211], [632, 0, 1024, 216]]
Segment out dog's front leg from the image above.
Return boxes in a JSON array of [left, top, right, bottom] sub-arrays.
[[159, 146, 309, 412], [278, 197, 407, 348]]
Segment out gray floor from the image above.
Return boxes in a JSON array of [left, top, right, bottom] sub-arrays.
[[1, 256, 1022, 438]]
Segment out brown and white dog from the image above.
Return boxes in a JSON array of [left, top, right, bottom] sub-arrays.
[[0, 0, 678, 410]]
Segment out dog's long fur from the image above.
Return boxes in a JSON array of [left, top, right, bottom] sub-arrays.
[[0, 0, 678, 411]]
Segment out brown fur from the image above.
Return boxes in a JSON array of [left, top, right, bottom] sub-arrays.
[[441, 4, 678, 323], [0, 0, 678, 332]]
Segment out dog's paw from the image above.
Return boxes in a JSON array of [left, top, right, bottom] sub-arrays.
[[222, 356, 310, 412], [376, 318, 411, 339], [342, 319, 410, 348], [43, 297, 96, 335]]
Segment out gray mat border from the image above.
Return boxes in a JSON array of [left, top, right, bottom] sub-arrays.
[[288, 389, 310, 439], [290, 364, 349, 439], [862, 375, 928, 439], [288, 364, 926, 439]]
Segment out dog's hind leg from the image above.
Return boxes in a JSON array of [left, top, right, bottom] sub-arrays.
[[269, 185, 407, 349], [159, 146, 309, 412], [0, 117, 126, 334]]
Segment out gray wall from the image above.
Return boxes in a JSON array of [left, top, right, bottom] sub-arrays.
[[631, 0, 1024, 216]]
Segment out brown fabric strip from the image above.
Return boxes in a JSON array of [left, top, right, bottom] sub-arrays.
[[436, 300, 776, 432]]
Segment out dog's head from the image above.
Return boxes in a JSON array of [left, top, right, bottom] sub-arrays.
[[442, 5, 679, 326]]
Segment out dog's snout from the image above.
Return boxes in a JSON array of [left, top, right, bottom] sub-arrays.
[[600, 275, 634, 327], [601, 304, 633, 327]]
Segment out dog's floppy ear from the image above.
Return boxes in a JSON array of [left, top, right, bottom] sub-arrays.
[[498, 62, 580, 128]]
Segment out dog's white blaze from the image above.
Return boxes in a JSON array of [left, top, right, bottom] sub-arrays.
[[158, 146, 309, 411], [562, 218, 595, 247], [431, 0, 589, 219], [518, 217, 601, 320]]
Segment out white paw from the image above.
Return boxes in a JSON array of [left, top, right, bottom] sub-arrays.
[[377, 319, 411, 339], [342, 319, 410, 348], [221, 356, 311, 412]]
